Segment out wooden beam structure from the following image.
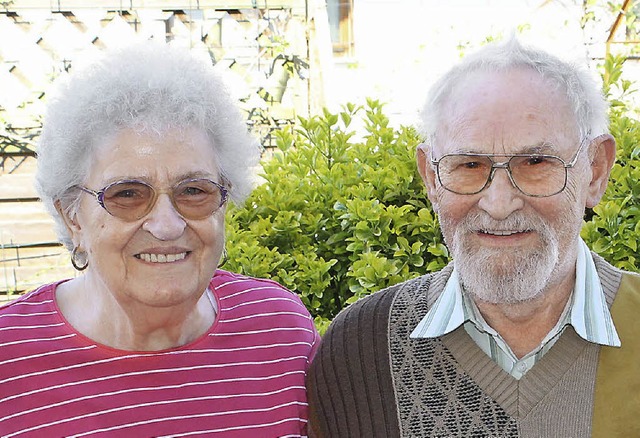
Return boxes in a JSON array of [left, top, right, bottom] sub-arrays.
[[606, 0, 635, 56]]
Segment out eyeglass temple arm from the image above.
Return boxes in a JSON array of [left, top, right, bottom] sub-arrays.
[[77, 186, 103, 203], [416, 142, 437, 165], [566, 132, 592, 168]]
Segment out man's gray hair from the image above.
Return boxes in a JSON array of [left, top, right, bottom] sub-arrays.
[[35, 42, 260, 250], [421, 37, 609, 144]]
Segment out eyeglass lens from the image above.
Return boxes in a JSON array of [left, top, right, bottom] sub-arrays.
[[101, 179, 225, 221], [437, 155, 567, 196]]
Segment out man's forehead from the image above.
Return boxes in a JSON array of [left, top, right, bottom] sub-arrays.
[[431, 118, 580, 150], [443, 68, 571, 115], [432, 68, 578, 154]]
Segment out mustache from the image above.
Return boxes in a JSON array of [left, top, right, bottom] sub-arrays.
[[456, 211, 548, 234]]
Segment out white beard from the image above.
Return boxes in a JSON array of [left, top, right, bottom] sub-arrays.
[[445, 212, 564, 304]]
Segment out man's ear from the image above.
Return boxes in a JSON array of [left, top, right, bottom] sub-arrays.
[[416, 143, 439, 212], [55, 199, 82, 243], [585, 134, 616, 208]]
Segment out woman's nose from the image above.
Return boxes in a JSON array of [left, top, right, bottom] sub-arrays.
[[141, 194, 187, 241]]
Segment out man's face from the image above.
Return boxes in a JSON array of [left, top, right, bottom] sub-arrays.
[[419, 67, 593, 304]]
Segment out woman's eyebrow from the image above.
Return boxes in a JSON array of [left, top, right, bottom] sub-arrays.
[[173, 171, 220, 182]]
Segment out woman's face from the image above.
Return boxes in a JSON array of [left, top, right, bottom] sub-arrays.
[[66, 126, 226, 309]]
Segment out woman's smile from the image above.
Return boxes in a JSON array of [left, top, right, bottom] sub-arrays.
[[134, 251, 189, 263]]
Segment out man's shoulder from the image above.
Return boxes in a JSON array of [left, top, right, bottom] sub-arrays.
[[591, 251, 640, 305], [333, 276, 424, 323], [329, 266, 452, 331], [617, 270, 640, 301], [622, 270, 640, 281]]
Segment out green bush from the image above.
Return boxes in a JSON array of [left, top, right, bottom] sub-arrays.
[[581, 54, 640, 272], [224, 100, 447, 330]]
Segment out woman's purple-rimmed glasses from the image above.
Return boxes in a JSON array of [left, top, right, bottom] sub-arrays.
[[76, 178, 228, 221]]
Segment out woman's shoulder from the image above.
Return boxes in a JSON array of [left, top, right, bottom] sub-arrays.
[[0, 281, 61, 315], [210, 269, 312, 317], [209, 270, 318, 344], [0, 281, 68, 354], [210, 269, 297, 299]]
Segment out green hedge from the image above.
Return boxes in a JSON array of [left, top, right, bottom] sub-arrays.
[[581, 54, 640, 272], [225, 58, 639, 331]]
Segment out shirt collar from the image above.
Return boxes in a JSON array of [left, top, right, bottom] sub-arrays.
[[570, 238, 620, 346], [410, 238, 620, 347], [410, 265, 464, 338]]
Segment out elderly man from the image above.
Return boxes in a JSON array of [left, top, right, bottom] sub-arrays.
[[306, 38, 640, 437]]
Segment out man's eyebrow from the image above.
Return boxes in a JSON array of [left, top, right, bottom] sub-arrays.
[[518, 142, 557, 154], [448, 142, 559, 155]]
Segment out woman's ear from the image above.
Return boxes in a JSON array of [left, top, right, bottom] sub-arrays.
[[55, 199, 82, 243], [585, 134, 616, 208], [416, 143, 439, 212]]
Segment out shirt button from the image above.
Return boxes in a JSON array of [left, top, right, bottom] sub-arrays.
[[517, 362, 527, 373]]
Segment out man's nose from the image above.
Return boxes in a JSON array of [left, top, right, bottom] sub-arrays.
[[476, 168, 525, 220], [141, 194, 187, 241]]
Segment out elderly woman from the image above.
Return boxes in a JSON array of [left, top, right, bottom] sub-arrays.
[[0, 43, 319, 436]]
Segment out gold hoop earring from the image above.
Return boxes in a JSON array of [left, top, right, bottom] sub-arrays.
[[71, 246, 89, 271]]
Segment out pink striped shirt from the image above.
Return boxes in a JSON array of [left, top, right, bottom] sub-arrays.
[[0, 270, 320, 437]]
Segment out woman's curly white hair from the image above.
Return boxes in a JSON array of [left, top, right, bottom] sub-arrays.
[[36, 42, 261, 250]]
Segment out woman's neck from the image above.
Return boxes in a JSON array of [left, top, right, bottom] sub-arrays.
[[55, 276, 216, 351]]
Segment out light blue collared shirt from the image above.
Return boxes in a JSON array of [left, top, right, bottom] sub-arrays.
[[410, 238, 620, 379]]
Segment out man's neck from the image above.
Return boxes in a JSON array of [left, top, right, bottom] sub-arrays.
[[473, 273, 576, 359]]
